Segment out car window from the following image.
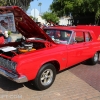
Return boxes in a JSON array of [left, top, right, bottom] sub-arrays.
[[85, 32, 92, 42], [45, 30, 55, 37], [44, 29, 72, 44], [75, 31, 85, 43]]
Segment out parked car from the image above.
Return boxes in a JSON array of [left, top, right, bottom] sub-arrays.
[[0, 6, 100, 90]]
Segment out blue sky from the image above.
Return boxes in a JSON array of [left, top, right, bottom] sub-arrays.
[[27, 0, 53, 15]]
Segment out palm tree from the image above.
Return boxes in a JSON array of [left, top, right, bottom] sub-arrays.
[[38, 2, 42, 15]]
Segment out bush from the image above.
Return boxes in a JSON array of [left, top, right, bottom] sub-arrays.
[[8, 31, 11, 36]]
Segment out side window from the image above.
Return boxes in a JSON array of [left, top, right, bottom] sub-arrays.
[[45, 30, 55, 39], [55, 31, 61, 39], [85, 32, 92, 42], [75, 31, 85, 43]]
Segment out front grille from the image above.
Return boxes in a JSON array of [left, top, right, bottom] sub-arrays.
[[0, 57, 17, 71]]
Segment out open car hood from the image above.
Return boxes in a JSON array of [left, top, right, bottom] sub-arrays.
[[0, 6, 54, 42]]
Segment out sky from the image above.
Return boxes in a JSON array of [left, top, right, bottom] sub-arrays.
[[27, 0, 53, 16]]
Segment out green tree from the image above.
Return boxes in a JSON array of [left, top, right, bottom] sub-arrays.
[[50, 0, 100, 25], [0, 0, 6, 6], [42, 12, 59, 24], [0, 0, 34, 12]]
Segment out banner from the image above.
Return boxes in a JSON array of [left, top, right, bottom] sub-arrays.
[[0, 13, 16, 32]]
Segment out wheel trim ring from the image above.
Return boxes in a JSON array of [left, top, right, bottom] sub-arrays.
[[94, 53, 98, 62], [40, 69, 53, 86]]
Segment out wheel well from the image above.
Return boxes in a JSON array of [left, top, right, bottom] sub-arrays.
[[97, 51, 100, 54], [42, 60, 60, 73]]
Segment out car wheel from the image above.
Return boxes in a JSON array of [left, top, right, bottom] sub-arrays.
[[33, 63, 56, 90], [86, 52, 99, 65]]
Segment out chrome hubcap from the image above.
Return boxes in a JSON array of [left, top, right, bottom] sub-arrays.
[[94, 53, 98, 62], [40, 69, 53, 86]]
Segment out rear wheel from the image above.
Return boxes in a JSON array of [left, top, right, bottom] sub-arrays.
[[33, 63, 56, 90], [86, 52, 99, 65]]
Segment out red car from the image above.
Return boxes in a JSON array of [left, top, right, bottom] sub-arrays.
[[0, 6, 100, 90]]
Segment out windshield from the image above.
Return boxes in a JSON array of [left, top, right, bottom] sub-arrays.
[[44, 29, 72, 44]]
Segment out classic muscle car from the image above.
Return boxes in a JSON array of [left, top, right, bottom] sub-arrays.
[[0, 6, 100, 90]]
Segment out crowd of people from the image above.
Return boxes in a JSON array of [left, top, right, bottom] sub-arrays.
[[37, 22, 57, 29], [0, 30, 11, 44]]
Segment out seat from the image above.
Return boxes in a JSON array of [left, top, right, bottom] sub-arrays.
[[75, 37, 84, 43]]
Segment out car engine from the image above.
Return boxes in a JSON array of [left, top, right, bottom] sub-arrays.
[[0, 40, 46, 57]]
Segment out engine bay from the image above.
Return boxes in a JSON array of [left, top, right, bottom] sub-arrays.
[[0, 40, 50, 58]]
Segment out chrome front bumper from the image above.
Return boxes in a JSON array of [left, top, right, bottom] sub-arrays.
[[0, 68, 28, 83]]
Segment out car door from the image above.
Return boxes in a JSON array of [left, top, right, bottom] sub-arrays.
[[66, 31, 85, 67], [82, 31, 94, 60]]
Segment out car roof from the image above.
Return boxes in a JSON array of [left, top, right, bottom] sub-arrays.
[[44, 26, 92, 32]]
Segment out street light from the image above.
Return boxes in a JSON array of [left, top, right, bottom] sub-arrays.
[[38, 2, 42, 15]]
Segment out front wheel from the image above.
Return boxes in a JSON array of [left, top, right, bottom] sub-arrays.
[[33, 63, 56, 90], [86, 52, 99, 65]]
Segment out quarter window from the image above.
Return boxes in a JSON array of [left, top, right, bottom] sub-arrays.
[[85, 32, 92, 42]]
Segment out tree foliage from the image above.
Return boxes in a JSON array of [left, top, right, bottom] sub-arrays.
[[50, 0, 100, 24], [42, 12, 59, 24], [0, 0, 33, 12], [0, 0, 6, 6]]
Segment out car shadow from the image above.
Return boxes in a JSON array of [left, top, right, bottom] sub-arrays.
[[23, 81, 38, 91], [58, 63, 82, 74], [0, 75, 23, 91], [0, 75, 38, 91]]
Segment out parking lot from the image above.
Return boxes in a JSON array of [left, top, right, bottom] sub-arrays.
[[0, 61, 100, 100]]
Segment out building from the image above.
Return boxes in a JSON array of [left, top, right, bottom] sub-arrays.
[[59, 16, 72, 26]]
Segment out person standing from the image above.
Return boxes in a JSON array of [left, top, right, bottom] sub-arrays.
[[4, 31, 11, 43], [0, 30, 6, 44]]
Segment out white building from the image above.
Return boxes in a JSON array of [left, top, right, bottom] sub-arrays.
[[37, 15, 46, 24], [36, 16, 72, 26], [59, 17, 72, 26]]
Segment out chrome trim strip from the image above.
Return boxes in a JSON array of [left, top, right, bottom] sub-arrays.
[[0, 68, 28, 83]]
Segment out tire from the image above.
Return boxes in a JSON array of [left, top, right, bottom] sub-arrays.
[[86, 52, 99, 65], [33, 63, 56, 90]]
